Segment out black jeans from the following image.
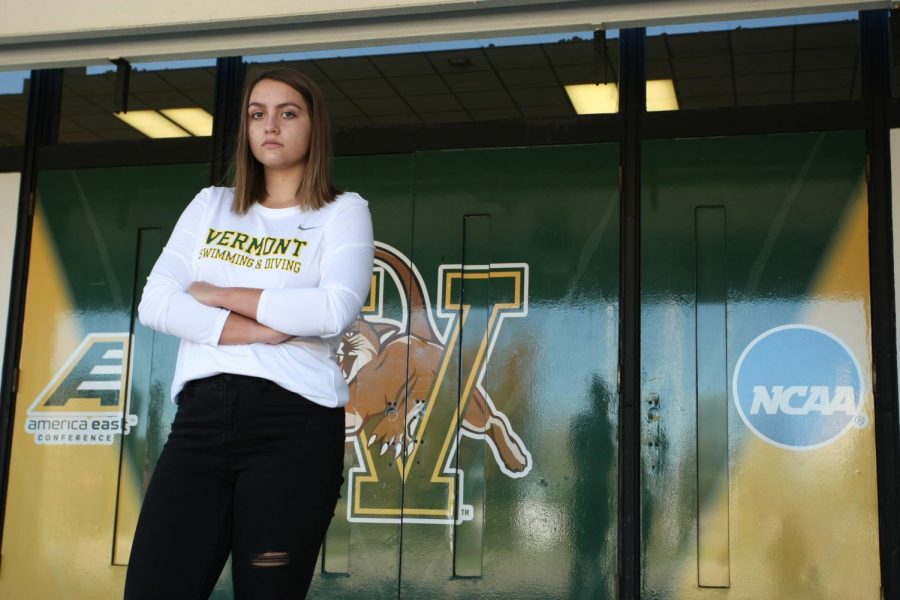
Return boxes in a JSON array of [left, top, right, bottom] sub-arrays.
[[124, 374, 345, 599]]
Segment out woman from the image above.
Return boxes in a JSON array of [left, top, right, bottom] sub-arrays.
[[124, 67, 374, 599]]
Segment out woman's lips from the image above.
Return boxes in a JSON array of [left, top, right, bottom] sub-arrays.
[[262, 140, 282, 147]]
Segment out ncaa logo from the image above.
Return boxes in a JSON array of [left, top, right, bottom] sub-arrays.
[[733, 324, 867, 451]]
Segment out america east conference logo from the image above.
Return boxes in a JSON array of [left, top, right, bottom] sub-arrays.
[[733, 324, 868, 451], [338, 243, 532, 524], [25, 333, 139, 445]]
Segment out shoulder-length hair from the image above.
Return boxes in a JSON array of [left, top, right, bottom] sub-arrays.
[[231, 67, 340, 213]]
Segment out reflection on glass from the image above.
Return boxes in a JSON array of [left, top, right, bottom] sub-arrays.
[[646, 12, 860, 111], [244, 32, 620, 127], [641, 132, 878, 599], [60, 59, 216, 143], [0, 70, 29, 147]]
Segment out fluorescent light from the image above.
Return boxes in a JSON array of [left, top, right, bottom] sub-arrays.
[[565, 79, 679, 114], [114, 110, 190, 138], [564, 83, 619, 115], [160, 108, 214, 136], [646, 79, 679, 112]]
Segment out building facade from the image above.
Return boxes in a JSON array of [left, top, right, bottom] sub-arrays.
[[0, 1, 897, 598]]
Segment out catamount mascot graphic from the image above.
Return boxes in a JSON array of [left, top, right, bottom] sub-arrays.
[[339, 242, 532, 523]]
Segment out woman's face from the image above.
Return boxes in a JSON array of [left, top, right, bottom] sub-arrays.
[[247, 78, 312, 172]]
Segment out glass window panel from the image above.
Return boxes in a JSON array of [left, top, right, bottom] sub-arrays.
[[0, 71, 29, 147], [59, 59, 216, 143], [646, 12, 860, 111], [243, 32, 621, 129]]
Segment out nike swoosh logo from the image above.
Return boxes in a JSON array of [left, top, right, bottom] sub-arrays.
[[297, 224, 320, 231]]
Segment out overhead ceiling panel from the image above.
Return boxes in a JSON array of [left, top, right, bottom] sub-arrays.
[[668, 31, 731, 56], [405, 93, 463, 112], [443, 70, 504, 92], [734, 72, 793, 94], [457, 89, 515, 110], [676, 76, 733, 98], [470, 107, 520, 121], [795, 68, 855, 89], [335, 77, 396, 98], [732, 52, 793, 75], [327, 98, 365, 118], [370, 53, 435, 77], [555, 64, 605, 84], [671, 55, 732, 78], [354, 95, 410, 116], [542, 39, 593, 65], [316, 57, 381, 80], [485, 45, 550, 69], [498, 67, 559, 88], [389, 74, 449, 95], [796, 47, 858, 69], [731, 28, 794, 53], [508, 85, 569, 106], [428, 50, 493, 74]]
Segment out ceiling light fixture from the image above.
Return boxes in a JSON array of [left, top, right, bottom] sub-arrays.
[[160, 108, 214, 136], [114, 110, 190, 138], [565, 83, 619, 114], [114, 108, 214, 138], [646, 79, 679, 112], [564, 79, 679, 114]]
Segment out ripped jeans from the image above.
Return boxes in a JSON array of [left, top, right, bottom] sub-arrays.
[[124, 374, 345, 599]]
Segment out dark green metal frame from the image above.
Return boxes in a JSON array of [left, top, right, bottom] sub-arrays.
[[0, 68, 63, 564], [861, 11, 900, 598], [0, 11, 898, 598]]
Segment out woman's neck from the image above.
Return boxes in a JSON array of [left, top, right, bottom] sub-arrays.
[[261, 165, 306, 208]]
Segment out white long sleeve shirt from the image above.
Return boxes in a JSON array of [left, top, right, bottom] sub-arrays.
[[138, 186, 374, 407]]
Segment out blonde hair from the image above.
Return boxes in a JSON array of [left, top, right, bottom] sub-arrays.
[[231, 67, 340, 213]]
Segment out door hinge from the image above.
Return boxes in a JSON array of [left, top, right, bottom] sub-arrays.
[[10, 366, 20, 396]]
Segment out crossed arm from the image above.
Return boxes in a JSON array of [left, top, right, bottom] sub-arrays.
[[187, 283, 289, 345], [138, 191, 374, 347]]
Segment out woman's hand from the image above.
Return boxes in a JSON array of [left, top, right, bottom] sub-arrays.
[[187, 281, 223, 307]]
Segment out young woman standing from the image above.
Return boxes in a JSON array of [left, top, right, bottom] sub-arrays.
[[124, 67, 373, 599]]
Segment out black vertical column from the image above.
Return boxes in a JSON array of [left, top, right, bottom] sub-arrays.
[[860, 10, 900, 599], [0, 68, 63, 551], [211, 56, 246, 185], [618, 27, 645, 600]]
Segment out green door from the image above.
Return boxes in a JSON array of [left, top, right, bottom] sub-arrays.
[[318, 144, 621, 598], [398, 145, 619, 598], [0, 164, 207, 599], [640, 131, 881, 599]]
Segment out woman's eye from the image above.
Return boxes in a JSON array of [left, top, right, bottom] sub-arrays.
[[250, 111, 263, 119], [281, 111, 296, 119]]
